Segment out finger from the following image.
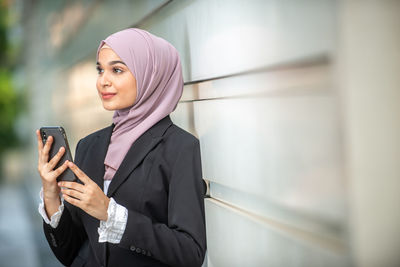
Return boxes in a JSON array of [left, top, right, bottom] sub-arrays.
[[58, 180, 85, 193], [48, 146, 65, 169], [61, 188, 83, 200], [52, 160, 69, 180], [63, 193, 82, 208], [36, 130, 43, 155], [67, 162, 91, 184], [41, 135, 53, 163]]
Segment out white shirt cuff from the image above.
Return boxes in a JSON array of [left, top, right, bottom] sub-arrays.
[[38, 187, 64, 229], [98, 197, 128, 244]]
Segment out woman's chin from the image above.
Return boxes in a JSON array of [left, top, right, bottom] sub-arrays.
[[102, 103, 117, 111]]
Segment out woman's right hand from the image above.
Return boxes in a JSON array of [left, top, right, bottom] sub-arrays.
[[36, 130, 69, 217]]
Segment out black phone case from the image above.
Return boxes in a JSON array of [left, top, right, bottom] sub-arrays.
[[40, 127, 77, 182]]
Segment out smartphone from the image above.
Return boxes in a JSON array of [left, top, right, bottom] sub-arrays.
[[40, 126, 77, 182]]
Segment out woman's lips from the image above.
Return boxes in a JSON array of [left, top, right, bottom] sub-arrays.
[[101, 92, 116, 100]]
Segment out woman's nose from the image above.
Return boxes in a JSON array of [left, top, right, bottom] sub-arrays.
[[99, 72, 111, 87]]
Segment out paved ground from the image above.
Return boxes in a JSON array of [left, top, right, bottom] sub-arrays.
[[0, 183, 62, 267]]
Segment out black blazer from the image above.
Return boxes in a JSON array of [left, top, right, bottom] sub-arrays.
[[43, 115, 207, 267]]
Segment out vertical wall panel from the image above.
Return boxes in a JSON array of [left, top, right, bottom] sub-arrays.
[[339, 2, 400, 266]]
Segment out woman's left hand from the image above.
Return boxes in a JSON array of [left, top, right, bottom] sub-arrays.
[[59, 161, 110, 221]]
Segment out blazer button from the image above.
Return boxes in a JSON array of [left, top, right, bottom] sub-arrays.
[[141, 249, 147, 255], [136, 247, 142, 253], [130, 245, 136, 251]]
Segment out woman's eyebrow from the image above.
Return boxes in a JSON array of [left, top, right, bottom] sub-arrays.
[[96, 60, 127, 66]]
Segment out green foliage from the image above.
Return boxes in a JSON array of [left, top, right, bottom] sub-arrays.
[[0, 1, 20, 155], [0, 1, 9, 68], [0, 68, 19, 153]]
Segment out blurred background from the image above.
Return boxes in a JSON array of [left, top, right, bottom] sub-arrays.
[[0, 0, 399, 266]]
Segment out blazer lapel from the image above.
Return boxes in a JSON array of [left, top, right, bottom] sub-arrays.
[[85, 125, 114, 191], [79, 125, 113, 267], [106, 116, 173, 197]]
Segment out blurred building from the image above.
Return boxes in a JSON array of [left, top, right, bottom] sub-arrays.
[[7, 0, 400, 266]]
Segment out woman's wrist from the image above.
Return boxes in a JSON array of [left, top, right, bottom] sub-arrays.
[[43, 194, 61, 218], [42, 183, 61, 217], [42, 183, 60, 198], [100, 197, 110, 221], [44, 194, 61, 204]]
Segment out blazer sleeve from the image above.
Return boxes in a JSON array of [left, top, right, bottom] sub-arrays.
[[117, 138, 207, 267], [42, 140, 87, 266]]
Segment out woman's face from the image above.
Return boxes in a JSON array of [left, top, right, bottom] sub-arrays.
[[96, 47, 137, 111]]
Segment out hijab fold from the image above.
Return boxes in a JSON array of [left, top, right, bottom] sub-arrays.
[[96, 28, 184, 180]]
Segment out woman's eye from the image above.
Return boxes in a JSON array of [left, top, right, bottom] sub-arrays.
[[113, 67, 123, 73], [96, 66, 103, 74]]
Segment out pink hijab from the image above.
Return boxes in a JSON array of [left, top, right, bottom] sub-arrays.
[[96, 28, 184, 180]]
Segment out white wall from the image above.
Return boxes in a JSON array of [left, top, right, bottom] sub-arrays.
[[338, 1, 400, 266], [21, 0, 400, 266], [141, 1, 349, 266]]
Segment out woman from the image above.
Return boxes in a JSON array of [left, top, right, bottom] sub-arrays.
[[36, 28, 206, 267]]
